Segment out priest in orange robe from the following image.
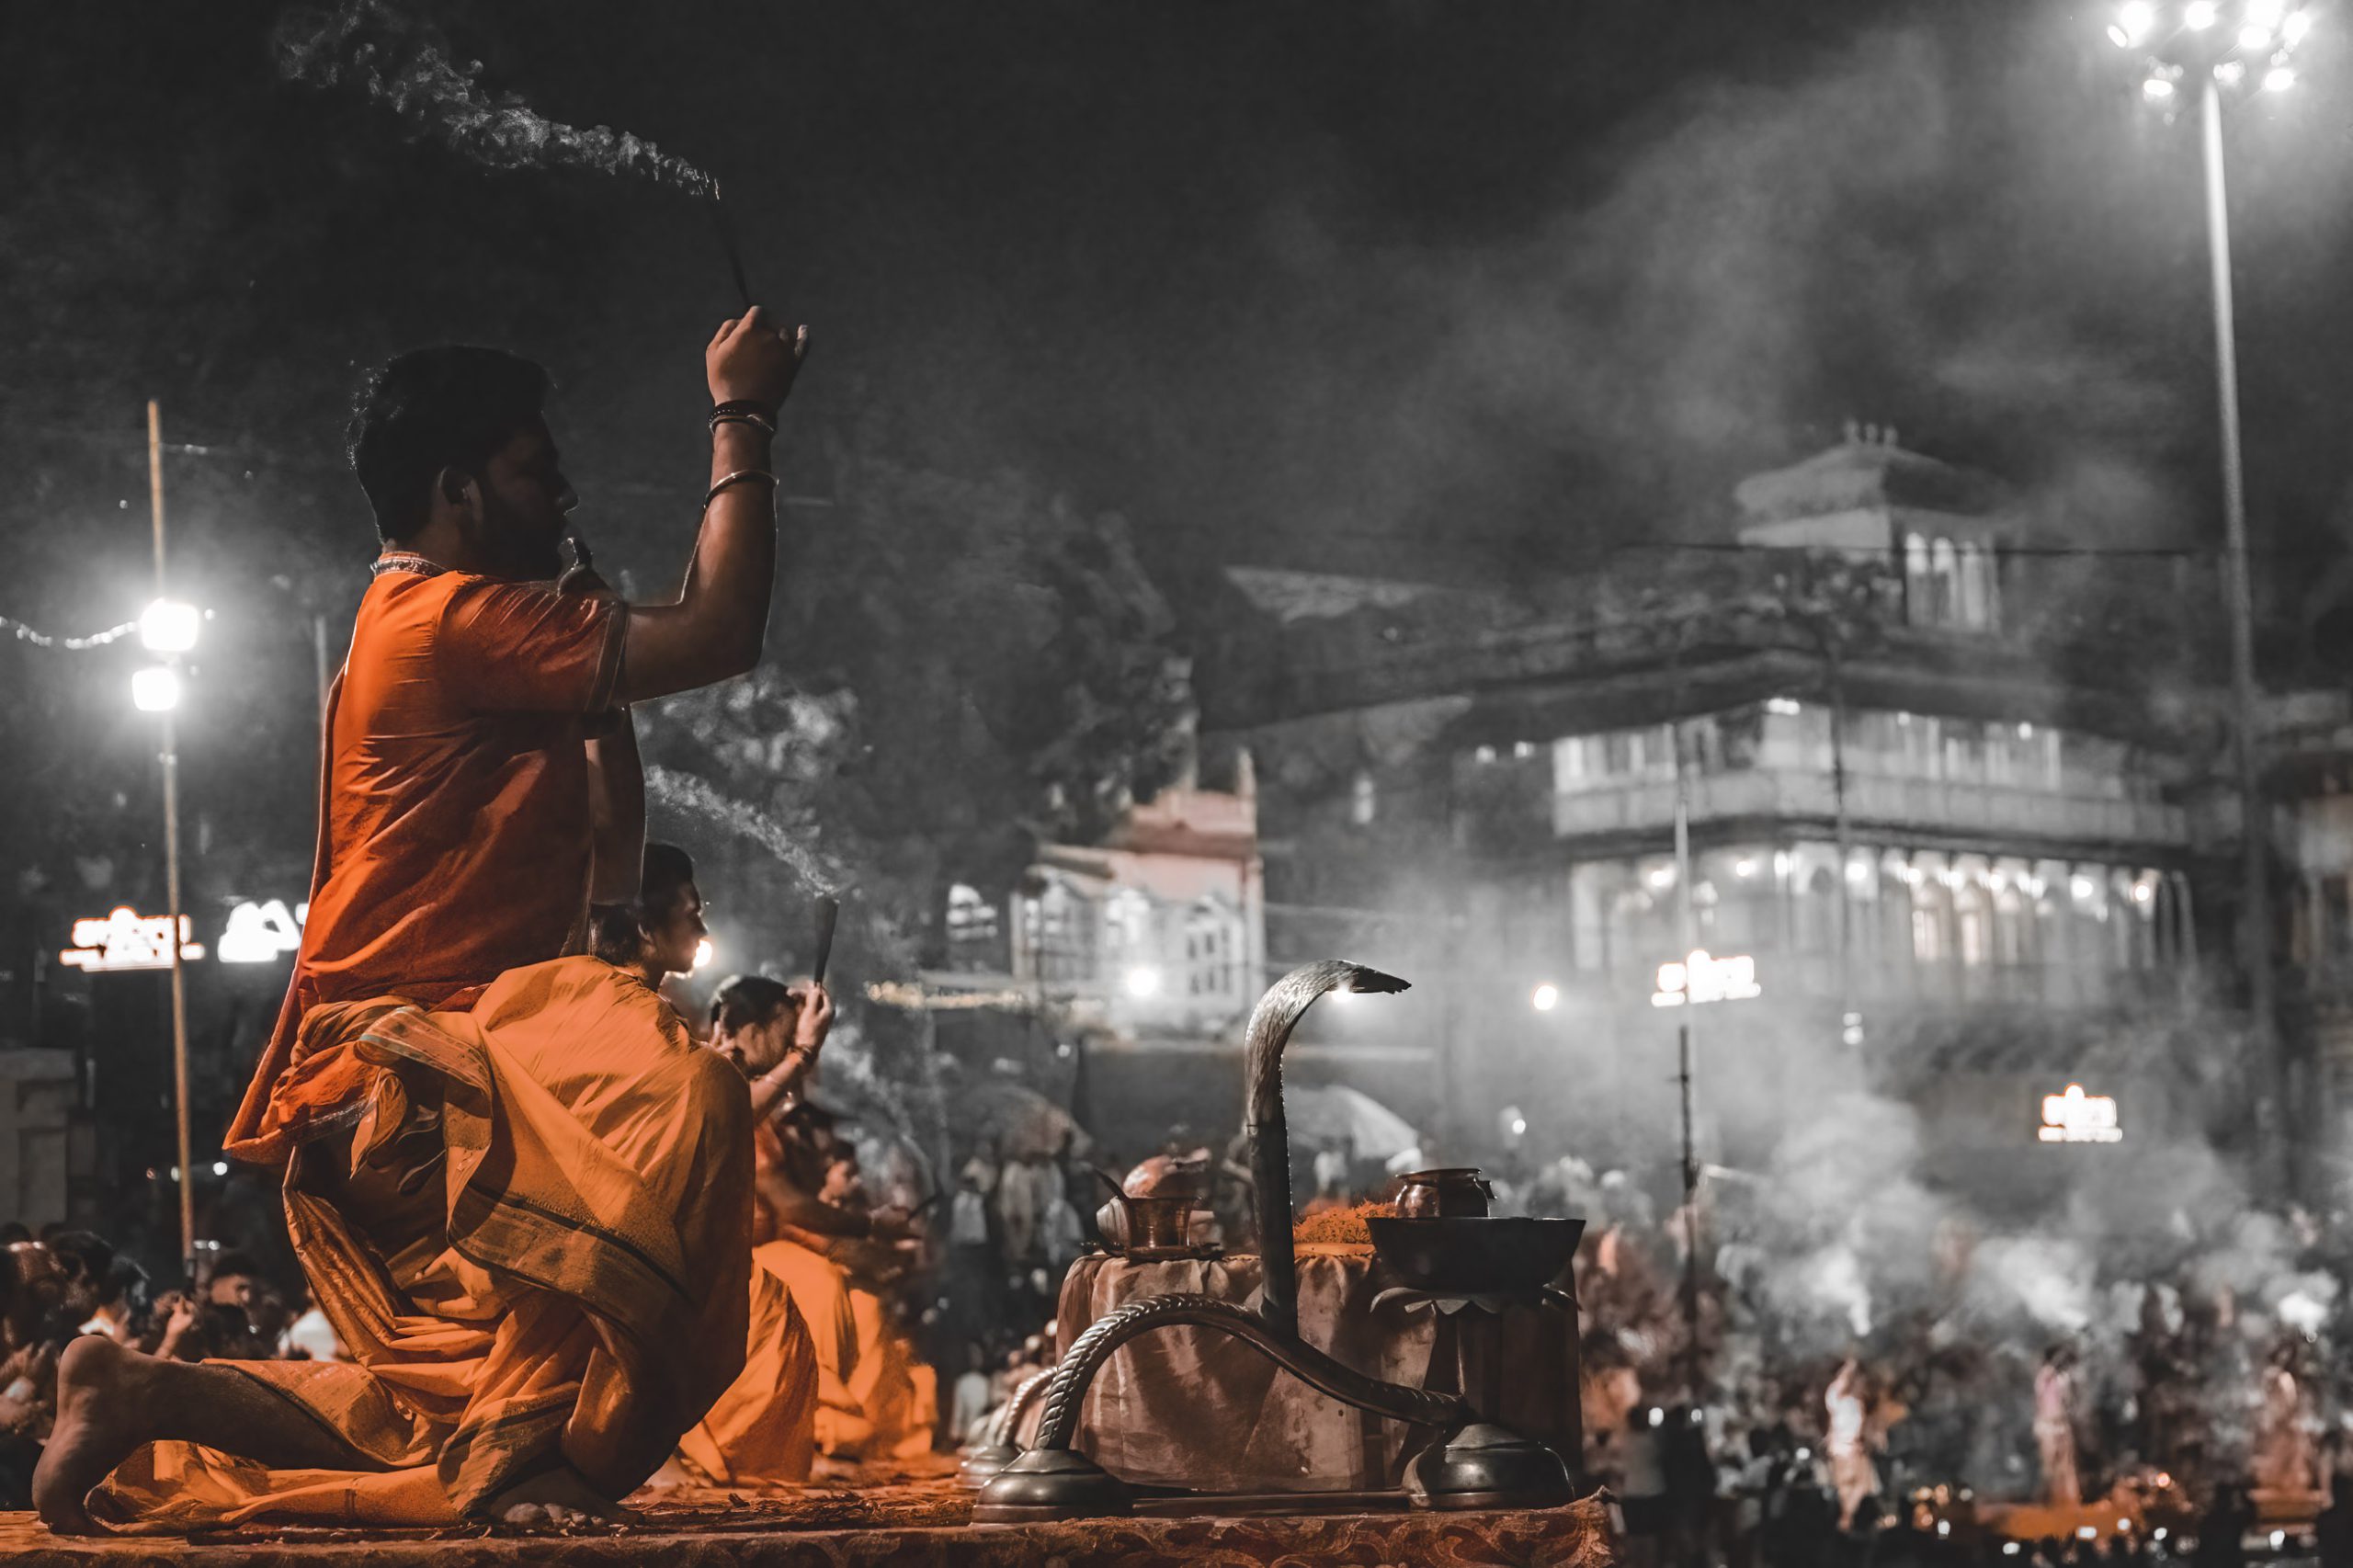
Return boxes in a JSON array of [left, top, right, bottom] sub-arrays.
[[36, 309, 812, 1534]]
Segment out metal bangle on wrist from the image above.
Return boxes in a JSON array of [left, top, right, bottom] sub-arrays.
[[705, 469, 779, 507]]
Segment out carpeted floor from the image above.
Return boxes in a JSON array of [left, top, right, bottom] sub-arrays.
[[0, 1458, 1619, 1567]]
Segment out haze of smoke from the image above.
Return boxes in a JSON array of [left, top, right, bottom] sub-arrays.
[[273, 0, 715, 197], [644, 765, 842, 893], [1228, 20, 2195, 573]]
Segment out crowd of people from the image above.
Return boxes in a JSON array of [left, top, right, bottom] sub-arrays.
[[1481, 1149, 2353, 1566], [0, 1226, 343, 1508]]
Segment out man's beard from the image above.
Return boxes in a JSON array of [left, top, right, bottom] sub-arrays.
[[474, 499, 566, 582]]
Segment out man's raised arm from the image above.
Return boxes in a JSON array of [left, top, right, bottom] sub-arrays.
[[618, 309, 809, 704]]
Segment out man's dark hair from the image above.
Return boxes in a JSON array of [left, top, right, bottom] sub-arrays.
[[100, 1255, 150, 1312], [348, 346, 551, 541], [210, 1250, 262, 1282], [44, 1231, 112, 1287], [591, 842, 698, 964], [711, 973, 793, 1034]]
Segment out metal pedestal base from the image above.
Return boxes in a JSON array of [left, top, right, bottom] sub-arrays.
[[957, 1442, 1021, 1489], [1404, 1422, 1576, 1512], [970, 1449, 1135, 1524]]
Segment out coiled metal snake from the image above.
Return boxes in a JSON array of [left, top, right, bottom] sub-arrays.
[[1029, 1290, 1468, 1450]]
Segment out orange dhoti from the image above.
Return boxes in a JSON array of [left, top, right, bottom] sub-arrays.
[[747, 1237, 930, 1461], [90, 958, 753, 1530], [750, 1239, 864, 1453], [675, 1266, 821, 1487], [832, 1284, 935, 1462]]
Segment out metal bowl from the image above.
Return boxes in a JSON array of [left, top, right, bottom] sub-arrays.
[[1366, 1216, 1586, 1297]]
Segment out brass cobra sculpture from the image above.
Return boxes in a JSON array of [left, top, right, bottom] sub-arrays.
[[1247, 959, 1409, 1338], [972, 960, 1451, 1526]]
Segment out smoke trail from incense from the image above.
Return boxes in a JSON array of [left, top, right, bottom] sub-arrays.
[[274, 0, 716, 196], [644, 766, 841, 895]]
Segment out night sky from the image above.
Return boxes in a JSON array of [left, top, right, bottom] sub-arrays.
[[8, 0, 2353, 828]]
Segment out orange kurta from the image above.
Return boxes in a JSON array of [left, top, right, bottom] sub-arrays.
[[229, 560, 624, 1165], [94, 958, 752, 1529]]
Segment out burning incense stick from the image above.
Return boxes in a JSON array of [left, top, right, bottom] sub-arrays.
[[811, 894, 840, 985], [710, 183, 754, 312]]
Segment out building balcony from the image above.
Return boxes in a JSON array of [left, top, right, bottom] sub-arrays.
[[1549, 767, 2187, 851]]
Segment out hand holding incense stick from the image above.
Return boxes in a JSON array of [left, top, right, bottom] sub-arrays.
[[812, 894, 840, 985], [710, 182, 754, 312]]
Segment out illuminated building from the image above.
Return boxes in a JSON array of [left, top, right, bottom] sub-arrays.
[[1203, 426, 2224, 1187]]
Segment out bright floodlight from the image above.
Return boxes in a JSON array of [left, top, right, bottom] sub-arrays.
[[139, 597, 201, 653], [2143, 75, 2177, 101], [2265, 63, 2297, 90], [2117, 1, 2155, 43], [1531, 983, 1561, 1013], [692, 937, 714, 971], [2185, 0, 2218, 26], [1122, 964, 1162, 999], [2286, 9, 2313, 43], [2249, 0, 2288, 26], [131, 665, 182, 712], [2240, 24, 2274, 50]]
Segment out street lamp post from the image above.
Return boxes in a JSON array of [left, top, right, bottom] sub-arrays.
[[2109, 0, 2303, 1193], [139, 401, 200, 1279]]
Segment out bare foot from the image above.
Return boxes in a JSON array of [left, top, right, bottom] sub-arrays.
[[489, 1465, 634, 1531], [636, 1456, 696, 1492], [35, 1336, 153, 1534]]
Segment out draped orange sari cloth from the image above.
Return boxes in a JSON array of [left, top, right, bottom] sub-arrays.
[[90, 959, 752, 1530]]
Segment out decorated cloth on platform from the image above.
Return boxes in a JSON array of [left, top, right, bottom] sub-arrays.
[[90, 957, 754, 1529], [1055, 1246, 1578, 1493]]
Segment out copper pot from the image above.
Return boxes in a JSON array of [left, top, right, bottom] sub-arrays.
[[1394, 1167, 1494, 1220], [1094, 1192, 1199, 1253]]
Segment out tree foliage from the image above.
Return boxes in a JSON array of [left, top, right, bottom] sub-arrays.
[[642, 451, 1196, 970]]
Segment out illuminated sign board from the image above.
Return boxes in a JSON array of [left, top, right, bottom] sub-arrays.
[[1652, 950, 1761, 1008], [2038, 1085, 2122, 1144], [217, 900, 308, 964], [60, 909, 205, 971]]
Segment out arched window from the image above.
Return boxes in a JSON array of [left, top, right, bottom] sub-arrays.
[[1186, 898, 1237, 998], [1955, 882, 1990, 968], [1905, 533, 1933, 622], [1956, 541, 1984, 627], [1995, 887, 2028, 968], [1798, 868, 1837, 953], [1930, 539, 1961, 626], [947, 883, 1000, 951]]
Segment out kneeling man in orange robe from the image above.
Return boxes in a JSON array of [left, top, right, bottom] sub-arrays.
[[599, 869, 832, 1489], [35, 308, 811, 1533]]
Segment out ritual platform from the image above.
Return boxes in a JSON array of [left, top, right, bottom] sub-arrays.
[[0, 1458, 1619, 1567]]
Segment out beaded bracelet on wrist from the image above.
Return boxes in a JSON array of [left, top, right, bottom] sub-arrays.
[[710, 400, 778, 437]]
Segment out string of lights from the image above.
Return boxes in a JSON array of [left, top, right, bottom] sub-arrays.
[[2, 614, 140, 650]]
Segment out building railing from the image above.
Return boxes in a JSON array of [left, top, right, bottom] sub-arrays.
[[1551, 767, 2188, 848], [1545, 948, 2188, 1012]]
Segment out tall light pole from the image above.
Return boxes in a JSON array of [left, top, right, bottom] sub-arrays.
[[1670, 722, 1702, 1403], [137, 402, 201, 1278], [2109, 0, 2306, 1194]]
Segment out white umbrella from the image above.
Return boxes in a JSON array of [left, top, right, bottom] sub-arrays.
[[1283, 1085, 1420, 1161]]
